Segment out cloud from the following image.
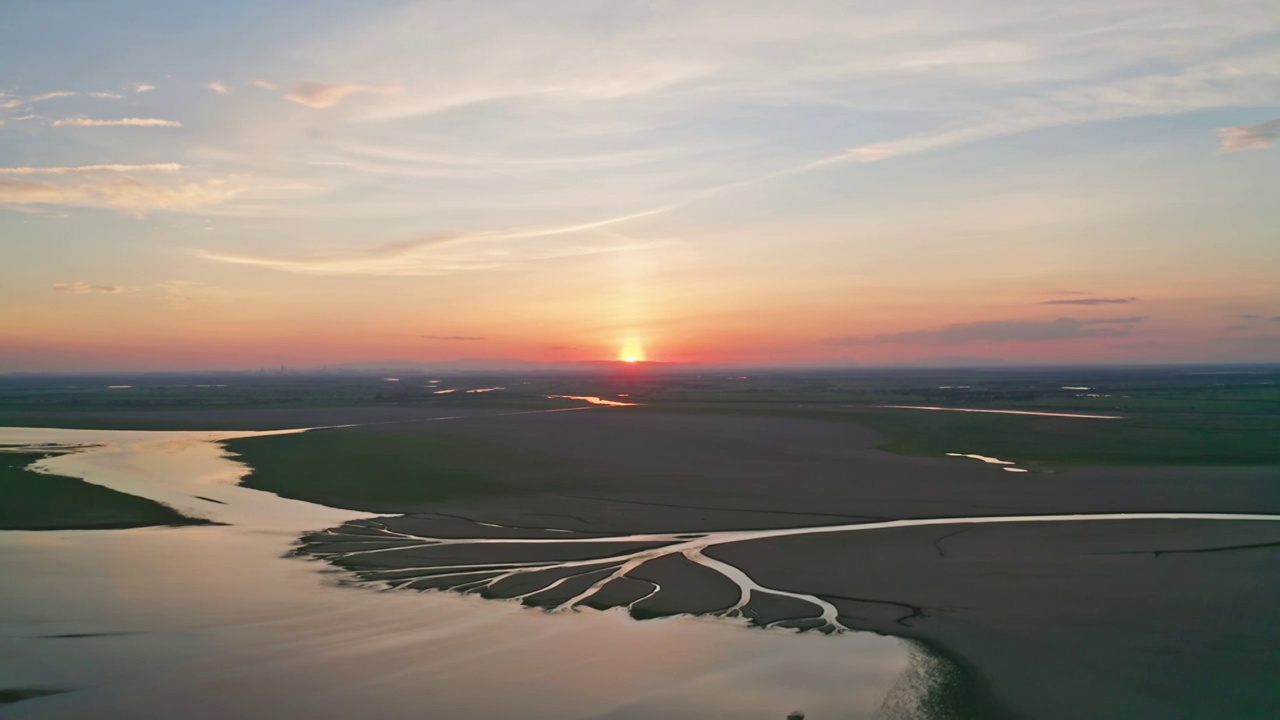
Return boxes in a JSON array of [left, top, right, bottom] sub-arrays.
[[829, 48, 1280, 162], [206, 81, 230, 95], [51, 117, 183, 127], [1, 176, 250, 216], [193, 209, 666, 275], [1041, 297, 1137, 305], [133, 83, 156, 94], [1236, 314, 1262, 320], [421, 335, 486, 341], [1219, 118, 1280, 152], [193, 234, 463, 274], [0, 90, 77, 109], [826, 316, 1147, 345], [251, 80, 278, 90], [89, 91, 124, 99], [153, 280, 224, 310], [53, 282, 138, 295], [283, 82, 402, 109], [0, 163, 182, 175], [1224, 324, 1250, 331]]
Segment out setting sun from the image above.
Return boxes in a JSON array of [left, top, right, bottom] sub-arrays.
[[618, 345, 646, 363]]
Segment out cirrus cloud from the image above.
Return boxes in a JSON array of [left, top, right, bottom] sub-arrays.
[[53, 281, 139, 295], [0, 91, 77, 110], [0, 163, 182, 176], [51, 116, 183, 127], [51, 117, 183, 127], [1218, 118, 1280, 153], [825, 316, 1147, 345], [1, 176, 249, 216], [283, 81, 403, 109], [1041, 297, 1137, 305]]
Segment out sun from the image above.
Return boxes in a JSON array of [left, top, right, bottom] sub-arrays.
[[618, 345, 646, 363]]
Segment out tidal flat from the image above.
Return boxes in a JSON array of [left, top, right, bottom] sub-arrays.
[[0, 420, 923, 720], [2, 369, 1280, 718]]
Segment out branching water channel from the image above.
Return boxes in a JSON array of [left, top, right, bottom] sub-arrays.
[[305, 511, 1280, 633]]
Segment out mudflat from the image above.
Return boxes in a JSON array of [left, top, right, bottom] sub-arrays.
[[0, 451, 210, 531], [248, 407, 1280, 719], [7, 404, 1279, 718]]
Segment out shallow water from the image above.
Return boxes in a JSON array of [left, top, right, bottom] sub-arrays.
[[946, 452, 1029, 473], [880, 405, 1122, 419], [547, 395, 637, 407], [0, 426, 913, 719], [945, 452, 1015, 465]]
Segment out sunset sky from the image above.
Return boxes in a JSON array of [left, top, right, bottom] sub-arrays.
[[2, 0, 1278, 371]]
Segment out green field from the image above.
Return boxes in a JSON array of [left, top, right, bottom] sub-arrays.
[[0, 452, 207, 530], [229, 429, 589, 512], [665, 403, 1280, 466], [3, 366, 1277, 468]]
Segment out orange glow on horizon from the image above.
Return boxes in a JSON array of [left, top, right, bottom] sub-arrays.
[[618, 343, 646, 363]]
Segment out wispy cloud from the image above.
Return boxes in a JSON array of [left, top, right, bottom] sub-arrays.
[[193, 215, 665, 276], [421, 335, 486, 341], [51, 117, 183, 127], [0, 90, 77, 109], [206, 81, 230, 95], [0, 163, 182, 175], [1041, 297, 1137, 306], [193, 234, 462, 274], [283, 82, 402, 109], [89, 91, 124, 99], [133, 83, 156, 94], [1, 177, 249, 216], [826, 316, 1146, 345], [1219, 118, 1280, 153], [53, 281, 139, 295], [251, 80, 278, 90]]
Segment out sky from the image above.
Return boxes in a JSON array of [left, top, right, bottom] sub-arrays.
[[2, 0, 1278, 371]]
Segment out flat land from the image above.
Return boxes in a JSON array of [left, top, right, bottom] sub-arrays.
[[0, 452, 208, 531], [3, 365, 1278, 465], [3, 367, 1279, 718], [280, 409, 1280, 719]]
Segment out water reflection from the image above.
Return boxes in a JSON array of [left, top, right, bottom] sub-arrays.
[[0, 528, 911, 719], [0, 426, 917, 719], [547, 395, 637, 407]]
